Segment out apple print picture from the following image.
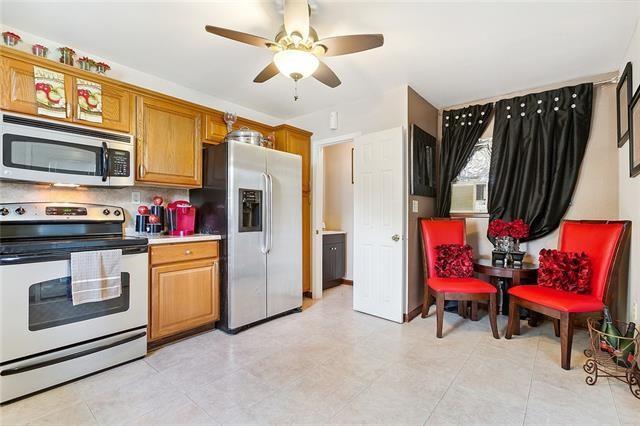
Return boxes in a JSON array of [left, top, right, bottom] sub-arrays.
[[76, 79, 103, 123], [33, 66, 67, 119]]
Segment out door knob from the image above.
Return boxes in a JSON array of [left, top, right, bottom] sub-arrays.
[[392, 234, 400, 241]]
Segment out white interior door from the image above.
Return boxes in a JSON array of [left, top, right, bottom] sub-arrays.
[[353, 127, 404, 323]]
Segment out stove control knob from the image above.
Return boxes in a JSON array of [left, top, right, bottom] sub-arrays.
[[0, 207, 9, 216], [15, 207, 25, 215], [103, 209, 110, 216], [113, 210, 122, 217]]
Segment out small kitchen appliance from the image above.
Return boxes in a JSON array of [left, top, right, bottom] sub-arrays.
[[0, 113, 134, 187], [0, 202, 148, 403], [167, 200, 195, 236]]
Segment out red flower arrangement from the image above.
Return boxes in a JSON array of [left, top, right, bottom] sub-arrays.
[[538, 249, 592, 294], [434, 244, 474, 278], [488, 218, 530, 240], [488, 219, 510, 238], [95, 62, 111, 74]]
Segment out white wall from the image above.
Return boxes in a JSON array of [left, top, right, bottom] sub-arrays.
[[618, 15, 640, 322], [323, 142, 354, 280], [286, 86, 407, 141], [0, 25, 281, 125]]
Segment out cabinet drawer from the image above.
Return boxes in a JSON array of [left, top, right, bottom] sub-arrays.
[[150, 241, 218, 265]]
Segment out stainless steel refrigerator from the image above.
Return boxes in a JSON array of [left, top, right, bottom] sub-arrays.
[[190, 140, 302, 333]]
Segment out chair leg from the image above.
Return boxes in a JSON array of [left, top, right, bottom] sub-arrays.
[[458, 301, 467, 318], [560, 312, 574, 370], [436, 293, 445, 338], [421, 285, 432, 318], [489, 294, 499, 339], [553, 318, 560, 337], [505, 298, 520, 339], [471, 301, 479, 321]]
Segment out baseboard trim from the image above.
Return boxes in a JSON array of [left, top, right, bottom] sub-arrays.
[[341, 279, 353, 286], [404, 304, 423, 322]]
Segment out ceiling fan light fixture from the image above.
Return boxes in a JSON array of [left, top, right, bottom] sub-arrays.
[[274, 49, 319, 81]]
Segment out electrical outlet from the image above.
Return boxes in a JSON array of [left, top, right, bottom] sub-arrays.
[[131, 191, 141, 204], [632, 300, 638, 322], [412, 200, 419, 213]]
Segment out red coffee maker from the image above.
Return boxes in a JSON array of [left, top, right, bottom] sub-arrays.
[[167, 200, 196, 236]]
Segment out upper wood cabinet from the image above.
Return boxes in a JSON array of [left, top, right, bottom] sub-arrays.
[[273, 125, 312, 193], [71, 77, 132, 133], [202, 111, 275, 145], [1, 55, 73, 120], [0, 52, 133, 133], [136, 95, 202, 187]]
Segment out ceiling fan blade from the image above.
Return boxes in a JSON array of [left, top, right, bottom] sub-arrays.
[[205, 25, 272, 48], [313, 61, 341, 88], [284, 0, 310, 42], [254, 62, 280, 83], [316, 34, 384, 57]]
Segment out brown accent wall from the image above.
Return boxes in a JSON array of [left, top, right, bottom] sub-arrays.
[[406, 86, 438, 317]]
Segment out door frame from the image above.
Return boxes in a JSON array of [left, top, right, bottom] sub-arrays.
[[311, 132, 362, 300]]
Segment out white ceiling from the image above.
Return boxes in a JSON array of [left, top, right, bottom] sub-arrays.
[[2, 1, 639, 119]]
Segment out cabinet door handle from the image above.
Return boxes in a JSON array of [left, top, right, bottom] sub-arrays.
[[184, 250, 192, 255], [66, 102, 72, 118], [138, 164, 146, 178]]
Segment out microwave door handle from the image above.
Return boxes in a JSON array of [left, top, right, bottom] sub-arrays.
[[101, 142, 109, 182]]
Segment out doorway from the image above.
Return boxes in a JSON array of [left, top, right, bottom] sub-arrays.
[[311, 128, 405, 323]]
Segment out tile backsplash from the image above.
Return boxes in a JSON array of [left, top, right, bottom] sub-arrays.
[[0, 182, 188, 231]]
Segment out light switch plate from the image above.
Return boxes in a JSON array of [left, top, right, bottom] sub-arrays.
[[632, 300, 638, 322], [412, 200, 419, 213], [131, 191, 141, 204]]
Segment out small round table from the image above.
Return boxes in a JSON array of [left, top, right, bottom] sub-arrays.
[[473, 259, 538, 317]]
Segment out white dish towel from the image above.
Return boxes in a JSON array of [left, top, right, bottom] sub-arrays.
[[70, 249, 122, 306]]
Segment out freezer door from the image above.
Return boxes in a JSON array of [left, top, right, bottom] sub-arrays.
[[266, 149, 302, 316], [228, 141, 267, 329]]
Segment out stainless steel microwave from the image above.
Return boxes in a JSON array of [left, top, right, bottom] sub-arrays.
[[1, 113, 134, 187]]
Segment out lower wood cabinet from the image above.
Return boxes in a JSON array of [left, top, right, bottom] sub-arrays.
[[149, 241, 219, 342], [322, 233, 346, 289]]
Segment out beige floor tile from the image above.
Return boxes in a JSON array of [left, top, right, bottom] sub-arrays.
[[608, 378, 640, 425], [187, 369, 277, 418], [130, 397, 213, 425], [2, 286, 629, 426], [0, 386, 83, 426], [84, 373, 188, 425], [27, 402, 96, 426]]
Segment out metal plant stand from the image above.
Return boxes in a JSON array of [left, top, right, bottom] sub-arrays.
[[584, 318, 640, 399]]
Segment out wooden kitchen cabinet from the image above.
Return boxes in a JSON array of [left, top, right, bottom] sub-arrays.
[[71, 78, 133, 133], [273, 125, 313, 295], [273, 125, 312, 193], [323, 233, 346, 289], [203, 111, 275, 145], [149, 241, 220, 342], [0, 52, 134, 133], [136, 95, 202, 187], [0, 55, 73, 120]]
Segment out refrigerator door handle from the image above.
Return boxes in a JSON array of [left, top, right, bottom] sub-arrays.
[[267, 173, 273, 254], [261, 172, 269, 254]]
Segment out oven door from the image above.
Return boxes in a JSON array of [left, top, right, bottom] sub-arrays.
[[0, 250, 148, 363]]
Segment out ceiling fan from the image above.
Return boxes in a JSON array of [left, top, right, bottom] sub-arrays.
[[205, 0, 384, 90]]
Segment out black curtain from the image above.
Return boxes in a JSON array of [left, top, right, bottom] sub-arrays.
[[437, 103, 493, 216], [488, 83, 593, 241]]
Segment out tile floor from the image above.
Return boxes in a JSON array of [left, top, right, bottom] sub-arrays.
[[1, 285, 638, 425]]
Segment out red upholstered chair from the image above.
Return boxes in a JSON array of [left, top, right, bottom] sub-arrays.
[[506, 220, 631, 370], [419, 218, 499, 339]]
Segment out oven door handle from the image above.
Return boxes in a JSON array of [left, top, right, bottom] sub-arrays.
[[0, 331, 146, 376], [101, 142, 109, 182]]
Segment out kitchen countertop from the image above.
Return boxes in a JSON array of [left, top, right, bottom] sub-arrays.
[[126, 232, 222, 245], [322, 230, 346, 235]]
